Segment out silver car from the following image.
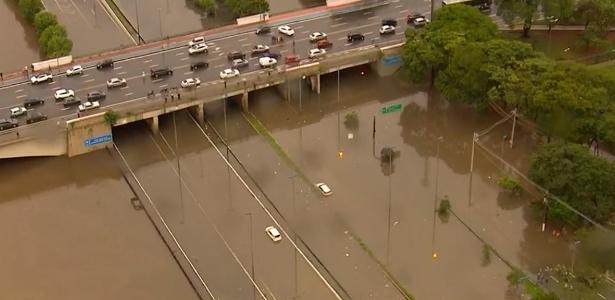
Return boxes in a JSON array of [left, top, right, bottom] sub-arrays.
[[106, 77, 127, 88]]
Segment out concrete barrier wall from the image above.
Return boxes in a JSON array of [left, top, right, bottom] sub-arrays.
[[236, 13, 270, 26], [66, 113, 113, 157], [327, 0, 360, 7]]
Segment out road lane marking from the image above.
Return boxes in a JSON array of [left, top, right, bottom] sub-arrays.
[[149, 64, 159, 68], [80, 74, 90, 77], [152, 79, 163, 83], [120, 86, 129, 89], [84, 79, 95, 83], [331, 22, 347, 28], [143, 59, 152, 63], [180, 57, 189, 61], [395, 4, 403, 8], [338, 37, 347, 41], [48, 81, 56, 85], [365, 31, 373, 35], [15, 89, 24, 93], [368, 16, 378, 20], [280, 49, 289, 53], [345, 43, 352, 46], [125, 92, 134, 96], [175, 64, 189, 69], [16, 94, 26, 99], [175, 52, 185, 56], [294, 25, 304, 30], [301, 30, 310, 34], [241, 43, 251, 47], [114, 66, 123, 70], [218, 52, 224, 56], [400, 9, 409, 14], [159, 84, 168, 88], [238, 38, 247, 42], [363, 11, 374, 15], [183, 71, 194, 75], [117, 71, 127, 75], [207, 42, 215, 46], [214, 64, 225, 69]]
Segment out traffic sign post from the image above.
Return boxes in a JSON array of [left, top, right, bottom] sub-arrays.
[[84, 134, 113, 147], [381, 103, 402, 114]]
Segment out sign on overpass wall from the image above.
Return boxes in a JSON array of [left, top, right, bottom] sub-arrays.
[[84, 134, 113, 147]]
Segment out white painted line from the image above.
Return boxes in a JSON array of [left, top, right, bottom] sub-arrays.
[[238, 38, 247, 42], [395, 4, 403, 8], [337, 37, 347, 41], [175, 52, 185, 56], [180, 57, 189, 61], [149, 64, 159, 68], [159, 84, 168, 88], [14, 89, 24, 93], [396, 32, 404, 35], [143, 59, 152, 63], [125, 92, 134, 96], [400, 9, 409, 14], [117, 71, 127, 75], [368, 16, 378, 20], [84, 79, 95, 83], [363, 11, 373, 15], [241, 43, 251, 47], [183, 71, 194, 75], [16, 94, 27, 99], [344, 43, 352, 47], [301, 30, 310, 34], [215, 47, 221, 51], [80, 74, 90, 77], [280, 49, 289, 53], [214, 64, 225, 69], [365, 31, 373, 35], [114, 66, 123, 70], [392, 0, 400, 2], [60, 107, 70, 111], [51, 86, 61, 90], [218, 52, 224, 56], [334, 17, 343, 21], [120, 86, 129, 90], [331, 22, 347, 28], [295, 25, 304, 30], [207, 42, 215, 46], [48, 81, 56, 85]]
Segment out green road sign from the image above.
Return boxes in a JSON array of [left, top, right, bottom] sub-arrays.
[[381, 103, 402, 114]]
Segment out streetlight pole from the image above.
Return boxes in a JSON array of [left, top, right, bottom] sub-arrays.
[[244, 212, 255, 300], [288, 173, 299, 298], [431, 137, 443, 259], [386, 146, 394, 265], [135, 0, 141, 44], [173, 111, 185, 224], [571, 240, 581, 273]]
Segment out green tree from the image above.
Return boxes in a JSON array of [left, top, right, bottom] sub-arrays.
[[33, 11, 58, 35], [224, 0, 269, 17], [495, 0, 539, 37], [529, 142, 615, 226], [575, 0, 615, 46], [542, 0, 575, 23], [45, 34, 73, 57], [18, 0, 43, 23], [195, 0, 217, 15], [402, 4, 497, 82], [436, 39, 536, 109]]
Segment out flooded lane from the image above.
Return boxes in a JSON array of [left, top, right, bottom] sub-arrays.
[[0, 0, 42, 73], [0, 152, 199, 300]]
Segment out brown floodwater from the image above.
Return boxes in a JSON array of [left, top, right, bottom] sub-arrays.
[[0, 0, 42, 73]]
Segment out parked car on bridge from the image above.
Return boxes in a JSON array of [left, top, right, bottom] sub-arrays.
[[382, 19, 398, 27], [232, 58, 249, 68], [219, 68, 240, 79], [30, 73, 52, 84], [150, 66, 173, 79], [26, 112, 47, 124], [317, 39, 333, 49], [347, 33, 365, 42], [265, 226, 282, 242], [190, 61, 209, 71], [309, 32, 327, 42], [180, 78, 201, 88], [285, 54, 300, 64], [78, 101, 100, 112], [24, 98, 44, 108], [277, 25, 295, 36], [188, 36, 205, 46], [308, 48, 326, 59], [54, 88, 75, 100], [259, 57, 277, 68], [252, 44, 270, 54], [255, 26, 271, 34], [379, 25, 396, 35], [86, 90, 106, 102], [261, 52, 281, 59], [63, 96, 81, 108], [412, 17, 429, 27], [227, 51, 245, 60], [66, 65, 83, 76], [0, 119, 18, 131], [188, 43, 208, 55], [96, 59, 113, 70], [106, 77, 127, 88], [9, 107, 27, 118]]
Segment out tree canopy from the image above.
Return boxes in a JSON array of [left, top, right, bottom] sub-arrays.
[[33, 11, 58, 35], [18, 0, 43, 23], [224, 0, 269, 17]]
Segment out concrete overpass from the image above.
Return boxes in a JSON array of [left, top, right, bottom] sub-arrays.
[[0, 42, 404, 159]]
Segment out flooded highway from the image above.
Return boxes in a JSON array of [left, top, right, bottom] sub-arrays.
[[0, 0, 42, 73], [0, 65, 580, 298]]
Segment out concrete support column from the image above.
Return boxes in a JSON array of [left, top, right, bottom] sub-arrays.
[[190, 103, 205, 124], [146, 115, 159, 134], [240, 91, 249, 111], [309, 73, 321, 94]]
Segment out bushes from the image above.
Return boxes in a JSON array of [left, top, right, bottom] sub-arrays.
[[497, 176, 522, 196], [17, 0, 72, 58], [224, 0, 269, 17], [194, 0, 217, 16]]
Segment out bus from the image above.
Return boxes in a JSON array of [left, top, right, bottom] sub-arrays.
[[441, 0, 492, 11]]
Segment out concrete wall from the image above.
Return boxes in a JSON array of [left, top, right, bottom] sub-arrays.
[[327, 0, 360, 7], [66, 113, 113, 157], [0, 131, 67, 159], [236, 13, 269, 26]]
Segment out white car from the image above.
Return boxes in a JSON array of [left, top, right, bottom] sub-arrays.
[[316, 183, 332, 196], [252, 44, 270, 54], [9, 106, 27, 118], [78, 101, 100, 112], [219, 68, 240, 79], [265, 226, 282, 242], [308, 48, 326, 58], [277, 25, 295, 36], [181, 77, 201, 88], [66, 65, 83, 76], [259, 57, 277, 68], [413, 17, 430, 27], [54, 88, 75, 100], [188, 36, 205, 46], [379, 25, 396, 35], [106, 77, 127, 88], [309, 32, 327, 42], [30, 73, 52, 84], [189, 43, 208, 55]]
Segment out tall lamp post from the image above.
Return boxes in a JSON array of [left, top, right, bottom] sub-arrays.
[[431, 136, 443, 259], [288, 172, 300, 297], [244, 212, 255, 300]]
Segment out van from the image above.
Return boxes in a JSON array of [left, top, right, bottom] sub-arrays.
[[150, 66, 173, 79], [347, 33, 365, 42], [96, 59, 113, 70], [26, 112, 48, 124]]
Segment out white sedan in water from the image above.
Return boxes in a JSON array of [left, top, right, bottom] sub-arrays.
[[316, 182, 333, 196], [265, 226, 282, 242], [54, 88, 75, 100], [30, 73, 53, 84], [219, 68, 240, 79], [9, 106, 27, 118], [181, 77, 201, 88], [78, 101, 100, 112]]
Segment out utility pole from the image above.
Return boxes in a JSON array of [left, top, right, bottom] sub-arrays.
[[288, 173, 300, 298], [135, 0, 141, 44], [386, 147, 393, 265], [245, 212, 255, 300], [173, 111, 184, 224]]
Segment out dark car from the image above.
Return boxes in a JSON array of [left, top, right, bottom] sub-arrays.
[[190, 61, 209, 71], [0, 119, 18, 131], [63, 96, 81, 108], [382, 19, 398, 26], [261, 52, 281, 59], [347, 33, 365, 42], [227, 51, 245, 60], [87, 90, 106, 102], [96, 59, 114, 70], [150, 66, 173, 79], [317, 40, 333, 49], [24, 98, 45, 108], [255, 26, 271, 35], [26, 112, 48, 124], [232, 58, 249, 68], [285, 55, 300, 64]]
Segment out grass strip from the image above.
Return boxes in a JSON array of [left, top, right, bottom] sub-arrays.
[[242, 111, 415, 300]]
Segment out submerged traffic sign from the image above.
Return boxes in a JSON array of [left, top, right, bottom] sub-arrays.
[[381, 103, 402, 114]]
